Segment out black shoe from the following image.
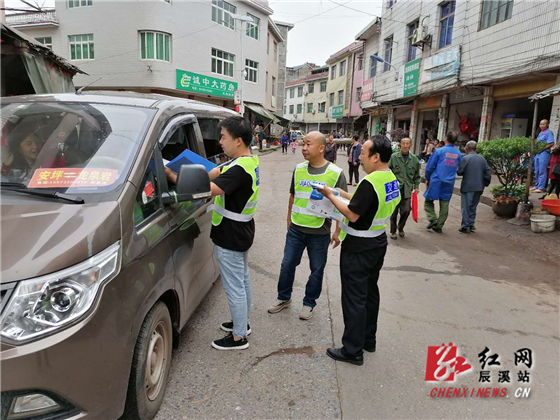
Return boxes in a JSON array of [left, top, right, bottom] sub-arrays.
[[326, 348, 364, 366], [220, 321, 252, 335], [363, 344, 376, 353], [427, 221, 437, 230], [458, 227, 470, 234], [470, 226, 476, 232], [211, 333, 249, 350], [431, 227, 443, 233]]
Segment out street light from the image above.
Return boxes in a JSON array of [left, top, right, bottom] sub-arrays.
[[371, 54, 398, 81], [230, 13, 255, 116]]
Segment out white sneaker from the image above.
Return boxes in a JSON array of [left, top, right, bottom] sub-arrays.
[[268, 299, 292, 314], [299, 305, 314, 320]]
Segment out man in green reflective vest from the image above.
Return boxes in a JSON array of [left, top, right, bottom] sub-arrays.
[[319, 135, 400, 366], [207, 116, 259, 351], [268, 132, 347, 320]]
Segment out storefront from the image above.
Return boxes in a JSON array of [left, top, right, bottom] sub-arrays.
[[447, 87, 485, 148], [394, 105, 412, 132], [415, 96, 442, 155], [368, 107, 389, 137]]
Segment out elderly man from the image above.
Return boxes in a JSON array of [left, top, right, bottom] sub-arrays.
[[457, 141, 491, 234], [388, 137, 420, 239], [532, 119, 555, 193], [325, 135, 337, 164]]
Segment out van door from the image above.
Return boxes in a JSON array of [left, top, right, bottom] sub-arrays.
[[158, 115, 217, 325]]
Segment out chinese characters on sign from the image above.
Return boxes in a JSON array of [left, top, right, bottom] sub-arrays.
[[28, 168, 118, 188], [329, 105, 344, 119], [176, 70, 238, 99], [396, 58, 420, 98]]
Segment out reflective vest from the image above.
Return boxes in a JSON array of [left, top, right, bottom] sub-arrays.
[[339, 170, 401, 240], [291, 161, 343, 228], [209, 156, 260, 225]]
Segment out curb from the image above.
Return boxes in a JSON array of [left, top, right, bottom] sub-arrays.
[[452, 187, 493, 207]]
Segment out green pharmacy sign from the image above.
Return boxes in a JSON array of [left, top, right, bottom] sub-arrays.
[[176, 70, 238, 99], [403, 59, 420, 97]]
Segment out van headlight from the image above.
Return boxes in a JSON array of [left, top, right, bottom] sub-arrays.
[[1, 242, 120, 342]]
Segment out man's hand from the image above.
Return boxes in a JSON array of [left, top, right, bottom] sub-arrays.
[[425, 180, 430, 188], [413, 188, 420, 195], [209, 167, 221, 181], [331, 232, 340, 249], [164, 166, 177, 184], [354, 162, 358, 166], [320, 185, 334, 199]]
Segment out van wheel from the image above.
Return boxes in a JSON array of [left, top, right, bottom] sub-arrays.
[[123, 302, 172, 420]]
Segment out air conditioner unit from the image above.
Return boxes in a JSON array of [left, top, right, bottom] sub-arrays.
[[412, 26, 432, 50]]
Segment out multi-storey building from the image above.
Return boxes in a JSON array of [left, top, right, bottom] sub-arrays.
[[7, 0, 291, 116], [356, 0, 560, 153], [273, 20, 294, 115], [284, 79, 306, 129], [302, 66, 329, 132]]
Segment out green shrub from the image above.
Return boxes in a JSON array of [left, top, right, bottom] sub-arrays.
[[478, 137, 544, 198]]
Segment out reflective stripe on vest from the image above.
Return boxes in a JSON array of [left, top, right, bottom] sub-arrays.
[[211, 156, 260, 225], [291, 161, 342, 228], [339, 170, 401, 241]]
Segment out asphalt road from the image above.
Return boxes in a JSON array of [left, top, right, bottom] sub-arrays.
[[156, 149, 559, 420]]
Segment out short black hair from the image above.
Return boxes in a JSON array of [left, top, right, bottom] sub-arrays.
[[219, 116, 253, 147], [446, 131, 459, 144], [352, 135, 359, 141], [368, 135, 392, 162]]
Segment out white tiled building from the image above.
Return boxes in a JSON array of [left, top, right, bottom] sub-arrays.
[[8, 0, 288, 110], [356, 0, 560, 153]]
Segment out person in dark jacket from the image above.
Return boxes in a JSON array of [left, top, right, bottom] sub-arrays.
[[347, 135, 362, 185], [457, 141, 491, 234], [324, 135, 337, 163]]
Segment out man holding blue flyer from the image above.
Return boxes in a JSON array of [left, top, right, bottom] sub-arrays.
[[165, 116, 259, 351], [318, 135, 400, 366]]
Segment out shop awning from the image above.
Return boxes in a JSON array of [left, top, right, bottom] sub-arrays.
[[245, 104, 281, 124], [273, 113, 290, 127], [529, 83, 560, 101]]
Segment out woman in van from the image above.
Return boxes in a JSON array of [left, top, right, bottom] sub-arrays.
[[2, 132, 42, 179]]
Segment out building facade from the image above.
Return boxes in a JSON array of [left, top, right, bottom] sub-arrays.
[[274, 20, 294, 115], [8, 0, 287, 111], [303, 66, 329, 132], [284, 79, 306, 128], [356, 0, 560, 153]]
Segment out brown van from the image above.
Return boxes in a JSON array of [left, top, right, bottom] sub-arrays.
[[1, 92, 236, 419]]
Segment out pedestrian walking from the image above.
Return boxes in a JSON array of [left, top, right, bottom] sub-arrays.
[[268, 131, 347, 320], [319, 135, 401, 366], [258, 126, 266, 151], [388, 137, 420, 239], [457, 141, 491, 234], [532, 119, 555, 193], [291, 139, 298, 153], [208, 117, 260, 350], [281, 132, 290, 154], [325, 135, 337, 163], [347, 135, 362, 185], [424, 131, 462, 233]]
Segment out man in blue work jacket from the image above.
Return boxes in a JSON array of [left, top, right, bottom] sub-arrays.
[[424, 131, 462, 233], [532, 119, 555, 193]]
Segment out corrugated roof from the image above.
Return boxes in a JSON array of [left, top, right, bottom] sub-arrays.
[[529, 83, 560, 101]]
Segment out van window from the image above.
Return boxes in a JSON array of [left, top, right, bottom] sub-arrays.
[[134, 154, 161, 225], [161, 124, 198, 163], [197, 118, 228, 165]]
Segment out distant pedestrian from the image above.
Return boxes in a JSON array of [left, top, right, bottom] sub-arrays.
[[424, 131, 462, 233], [281, 132, 290, 154], [325, 135, 337, 163], [457, 141, 491, 234], [347, 135, 362, 185], [319, 135, 401, 366], [422, 139, 434, 161], [532, 119, 555, 193], [258, 126, 266, 151], [290, 139, 298, 153], [388, 137, 420, 239]]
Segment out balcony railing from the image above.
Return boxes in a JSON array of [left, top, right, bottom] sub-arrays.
[[6, 10, 59, 28]]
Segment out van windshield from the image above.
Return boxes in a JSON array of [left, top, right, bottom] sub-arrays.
[[1, 102, 155, 196]]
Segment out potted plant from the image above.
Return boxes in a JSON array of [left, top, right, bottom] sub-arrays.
[[478, 137, 545, 218]]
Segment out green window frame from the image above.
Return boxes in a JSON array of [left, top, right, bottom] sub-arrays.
[[212, 48, 235, 78], [140, 31, 171, 62], [211, 0, 236, 30], [68, 0, 92, 8], [246, 14, 259, 40], [69, 34, 94, 60]]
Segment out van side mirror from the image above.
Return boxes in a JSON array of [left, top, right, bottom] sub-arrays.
[[162, 164, 211, 204]]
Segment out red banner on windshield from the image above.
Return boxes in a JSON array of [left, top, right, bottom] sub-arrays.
[[28, 168, 118, 188]]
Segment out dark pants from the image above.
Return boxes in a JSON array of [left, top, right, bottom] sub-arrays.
[[461, 191, 482, 229], [390, 196, 411, 233], [340, 246, 387, 357], [348, 162, 359, 184], [547, 179, 560, 195], [277, 226, 330, 308], [282, 143, 288, 153]]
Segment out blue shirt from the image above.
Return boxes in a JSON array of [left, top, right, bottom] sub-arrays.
[[537, 129, 555, 154], [423, 144, 462, 201]]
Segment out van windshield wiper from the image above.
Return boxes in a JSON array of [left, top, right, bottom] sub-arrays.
[[1, 183, 85, 204]]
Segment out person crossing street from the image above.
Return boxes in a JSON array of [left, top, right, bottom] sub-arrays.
[[388, 137, 420, 239], [268, 132, 347, 320], [318, 135, 401, 366]]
